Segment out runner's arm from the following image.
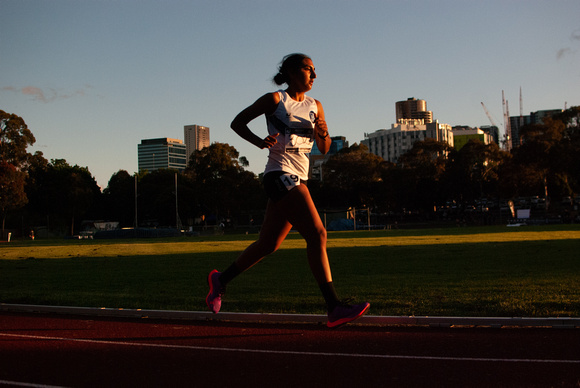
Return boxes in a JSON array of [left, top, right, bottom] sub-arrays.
[[314, 100, 331, 154], [231, 93, 280, 149]]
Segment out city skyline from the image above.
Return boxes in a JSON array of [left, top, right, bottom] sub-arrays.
[[2, 1, 579, 188]]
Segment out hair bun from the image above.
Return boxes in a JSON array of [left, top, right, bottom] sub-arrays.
[[273, 72, 286, 86]]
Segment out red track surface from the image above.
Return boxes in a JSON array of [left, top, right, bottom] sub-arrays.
[[1, 312, 579, 388]]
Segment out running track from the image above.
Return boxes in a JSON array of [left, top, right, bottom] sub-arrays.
[[1, 311, 580, 388]]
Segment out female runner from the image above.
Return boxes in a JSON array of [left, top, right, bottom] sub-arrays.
[[206, 53, 369, 328]]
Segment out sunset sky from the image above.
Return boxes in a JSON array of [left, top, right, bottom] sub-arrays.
[[2, 0, 579, 188]]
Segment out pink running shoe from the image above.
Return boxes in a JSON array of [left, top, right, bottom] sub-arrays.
[[327, 301, 370, 328], [206, 270, 225, 314]]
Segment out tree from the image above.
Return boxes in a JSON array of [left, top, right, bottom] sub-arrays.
[[514, 117, 569, 207], [0, 111, 37, 236], [184, 143, 263, 224], [444, 140, 508, 203], [555, 106, 580, 197], [397, 138, 450, 175], [103, 170, 136, 228], [0, 110, 35, 167], [0, 161, 27, 233], [396, 139, 451, 211], [186, 143, 244, 182], [26, 159, 101, 236], [321, 143, 386, 209], [138, 169, 181, 227]]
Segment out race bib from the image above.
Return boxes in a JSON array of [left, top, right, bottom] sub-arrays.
[[279, 173, 300, 191], [284, 127, 314, 154]]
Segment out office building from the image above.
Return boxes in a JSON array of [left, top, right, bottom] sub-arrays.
[[396, 98, 433, 123], [184, 125, 210, 160], [480, 125, 500, 145], [509, 109, 562, 148], [138, 138, 188, 173], [452, 127, 493, 150], [363, 98, 452, 163], [362, 119, 454, 163]]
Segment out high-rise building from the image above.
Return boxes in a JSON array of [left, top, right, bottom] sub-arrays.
[[396, 98, 433, 123], [362, 120, 453, 163], [509, 109, 562, 148], [363, 98, 451, 163], [184, 125, 210, 160], [138, 138, 188, 173]]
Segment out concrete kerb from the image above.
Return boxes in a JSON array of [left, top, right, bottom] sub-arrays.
[[1, 303, 579, 328]]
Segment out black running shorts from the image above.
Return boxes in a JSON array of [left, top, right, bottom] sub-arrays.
[[263, 171, 307, 202]]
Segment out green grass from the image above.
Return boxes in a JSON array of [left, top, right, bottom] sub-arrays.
[[1, 225, 579, 317]]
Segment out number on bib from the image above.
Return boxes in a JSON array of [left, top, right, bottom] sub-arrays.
[[280, 174, 300, 191]]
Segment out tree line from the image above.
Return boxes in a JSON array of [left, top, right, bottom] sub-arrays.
[[1, 107, 579, 238]]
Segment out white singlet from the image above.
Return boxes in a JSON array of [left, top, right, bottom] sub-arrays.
[[264, 90, 318, 181]]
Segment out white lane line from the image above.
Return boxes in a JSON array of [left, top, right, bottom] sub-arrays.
[[0, 380, 66, 388], [1, 333, 579, 364]]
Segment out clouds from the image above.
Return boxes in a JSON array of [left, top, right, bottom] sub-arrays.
[[557, 28, 580, 60], [1, 85, 91, 103]]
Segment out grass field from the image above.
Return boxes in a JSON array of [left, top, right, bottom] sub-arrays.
[[1, 225, 579, 317]]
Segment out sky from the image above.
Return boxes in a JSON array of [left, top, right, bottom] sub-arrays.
[[2, 0, 579, 189]]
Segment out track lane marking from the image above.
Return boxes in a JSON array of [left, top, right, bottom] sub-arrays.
[[0, 380, 66, 388], [1, 333, 579, 364]]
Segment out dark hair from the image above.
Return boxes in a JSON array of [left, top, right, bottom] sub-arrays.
[[273, 53, 311, 85]]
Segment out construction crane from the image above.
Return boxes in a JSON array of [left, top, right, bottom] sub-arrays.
[[481, 102, 499, 127], [482, 100, 510, 151], [502, 91, 512, 152]]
